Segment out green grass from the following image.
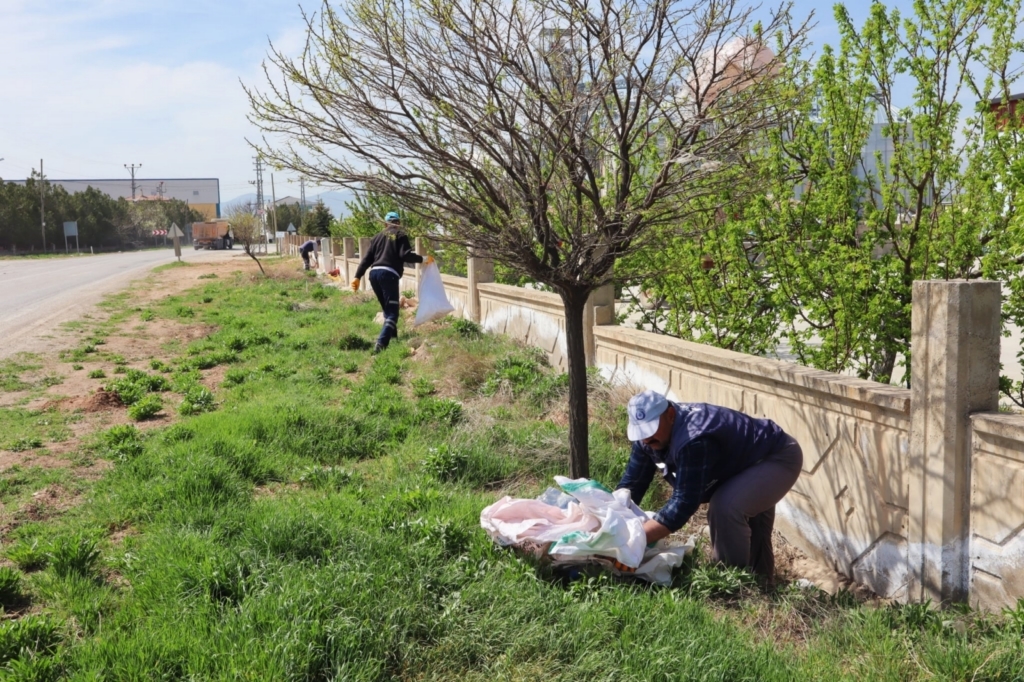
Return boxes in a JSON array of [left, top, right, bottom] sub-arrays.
[[2, 266, 1022, 679], [0, 409, 75, 452]]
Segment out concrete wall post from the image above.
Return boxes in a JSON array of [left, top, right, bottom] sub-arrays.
[[413, 237, 424, 291], [584, 284, 616, 366], [342, 237, 355, 281], [908, 280, 1001, 603], [358, 237, 372, 290], [320, 238, 332, 274], [467, 248, 495, 323]]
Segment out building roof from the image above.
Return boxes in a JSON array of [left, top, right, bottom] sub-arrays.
[[7, 178, 220, 205]]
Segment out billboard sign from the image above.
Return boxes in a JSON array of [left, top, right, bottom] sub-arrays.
[[63, 221, 78, 237]]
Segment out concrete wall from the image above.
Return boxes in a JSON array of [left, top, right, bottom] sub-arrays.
[[969, 413, 1024, 611], [326, 235, 1024, 609]]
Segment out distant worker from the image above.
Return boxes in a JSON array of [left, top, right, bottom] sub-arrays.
[[352, 212, 432, 353], [299, 238, 320, 271], [616, 390, 803, 586]]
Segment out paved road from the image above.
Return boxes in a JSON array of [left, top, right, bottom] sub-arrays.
[[0, 248, 237, 360]]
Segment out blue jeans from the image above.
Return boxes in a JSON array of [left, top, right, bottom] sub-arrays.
[[369, 269, 400, 350]]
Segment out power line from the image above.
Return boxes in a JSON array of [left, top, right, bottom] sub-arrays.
[[124, 163, 142, 200]]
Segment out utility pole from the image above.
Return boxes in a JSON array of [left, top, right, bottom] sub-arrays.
[[39, 159, 46, 250], [299, 177, 307, 225], [270, 173, 280, 255], [250, 155, 265, 250], [124, 163, 142, 200]]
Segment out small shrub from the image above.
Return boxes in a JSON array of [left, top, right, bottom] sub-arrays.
[[114, 365, 127, 374], [411, 377, 436, 398], [179, 386, 216, 416], [139, 310, 155, 321], [402, 289, 415, 298], [311, 287, 329, 301], [71, 364, 83, 371], [176, 305, 195, 318], [87, 369, 106, 379], [198, 273, 218, 279], [47, 535, 101, 580], [9, 436, 43, 452], [149, 359, 166, 371], [110, 354, 128, 366], [0, 566, 24, 608], [423, 445, 468, 482], [342, 361, 358, 374], [128, 394, 163, 421], [82, 344, 96, 354], [202, 296, 214, 304], [311, 367, 333, 387], [451, 318, 482, 337], [339, 334, 372, 351]]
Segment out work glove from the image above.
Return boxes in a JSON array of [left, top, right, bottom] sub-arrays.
[[351, 278, 360, 292], [424, 255, 435, 266]]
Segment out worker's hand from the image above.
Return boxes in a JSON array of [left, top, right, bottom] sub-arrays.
[[424, 255, 435, 266], [351, 278, 360, 292]]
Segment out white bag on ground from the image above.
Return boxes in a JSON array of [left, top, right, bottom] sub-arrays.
[[480, 476, 692, 584], [415, 262, 455, 325]]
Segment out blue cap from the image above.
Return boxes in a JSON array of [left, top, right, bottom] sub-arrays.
[[627, 390, 669, 441], [384, 211, 401, 223]]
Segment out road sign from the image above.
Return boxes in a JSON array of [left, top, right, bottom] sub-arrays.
[[63, 221, 78, 237], [169, 223, 185, 238], [286, 223, 297, 234]]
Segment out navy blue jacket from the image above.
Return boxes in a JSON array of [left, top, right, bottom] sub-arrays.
[[616, 402, 787, 531], [354, 227, 423, 279]]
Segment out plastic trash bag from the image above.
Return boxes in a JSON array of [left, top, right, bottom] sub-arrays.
[[480, 476, 693, 585], [415, 262, 455, 325]]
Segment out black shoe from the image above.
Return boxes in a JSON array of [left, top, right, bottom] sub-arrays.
[[372, 344, 383, 355]]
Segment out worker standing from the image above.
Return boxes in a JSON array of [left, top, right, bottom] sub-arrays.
[[616, 390, 803, 586], [352, 212, 432, 353], [299, 238, 320, 271]]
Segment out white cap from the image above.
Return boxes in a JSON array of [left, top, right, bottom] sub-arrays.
[[627, 390, 669, 441]]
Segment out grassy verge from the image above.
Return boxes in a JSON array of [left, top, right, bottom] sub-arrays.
[[0, 263, 1022, 679]]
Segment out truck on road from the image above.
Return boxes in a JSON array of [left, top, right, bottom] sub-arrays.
[[192, 221, 234, 250]]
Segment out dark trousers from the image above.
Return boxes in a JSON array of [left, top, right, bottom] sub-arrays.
[[707, 436, 803, 583], [301, 253, 311, 270], [369, 269, 400, 350]]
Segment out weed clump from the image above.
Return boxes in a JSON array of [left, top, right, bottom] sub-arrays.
[[411, 377, 435, 397], [176, 306, 195, 318], [198, 273, 218, 280], [0, 615, 61, 666], [339, 334, 372, 351], [139, 309, 155, 321], [8, 436, 43, 452], [128, 394, 163, 421], [298, 465, 356, 491], [417, 397, 463, 428], [87, 369, 106, 379], [179, 386, 216, 416], [423, 445, 468, 482], [104, 424, 144, 461], [450, 318, 482, 337], [0, 567, 24, 608], [6, 540, 46, 572], [483, 350, 567, 402], [47, 535, 101, 580], [105, 369, 169, 406]]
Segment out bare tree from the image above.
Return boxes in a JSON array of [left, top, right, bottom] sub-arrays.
[[227, 203, 266, 276], [247, 0, 811, 477]]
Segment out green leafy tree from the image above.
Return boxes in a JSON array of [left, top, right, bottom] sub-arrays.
[[269, 202, 303, 235], [639, 0, 1024, 392], [302, 200, 333, 237]]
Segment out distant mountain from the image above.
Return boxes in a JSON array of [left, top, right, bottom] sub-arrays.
[[224, 190, 356, 219]]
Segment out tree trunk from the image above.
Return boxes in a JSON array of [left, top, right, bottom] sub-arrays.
[[561, 288, 591, 479]]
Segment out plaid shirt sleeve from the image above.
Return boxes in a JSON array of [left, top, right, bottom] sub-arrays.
[[652, 437, 717, 532], [616, 441, 657, 505]]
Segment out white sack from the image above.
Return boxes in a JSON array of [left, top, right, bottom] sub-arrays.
[[415, 262, 455, 325]]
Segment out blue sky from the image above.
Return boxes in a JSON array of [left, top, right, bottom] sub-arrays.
[[0, 0, 915, 209]]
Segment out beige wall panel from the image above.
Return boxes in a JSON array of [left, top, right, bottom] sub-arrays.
[[672, 371, 745, 411], [971, 451, 1024, 544]]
